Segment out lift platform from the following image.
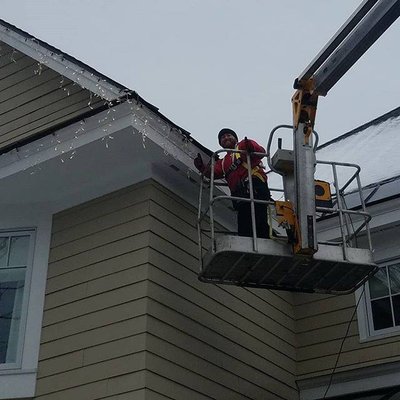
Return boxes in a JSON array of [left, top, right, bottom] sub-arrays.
[[196, 0, 400, 294], [199, 237, 376, 295], [197, 142, 378, 294]]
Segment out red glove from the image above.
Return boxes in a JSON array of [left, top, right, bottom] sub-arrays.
[[194, 153, 204, 172]]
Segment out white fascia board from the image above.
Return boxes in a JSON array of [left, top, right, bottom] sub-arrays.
[[298, 360, 400, 399], [0, 101, 201, 181], [317, 197, 400, 242], [128, 101, 203, 169], [0, 106, 132, 179], [366, 198, 400, 231], [0, 24, 123, 102]]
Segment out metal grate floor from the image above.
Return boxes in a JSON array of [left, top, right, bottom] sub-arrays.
[[199, 236, 378, 294]]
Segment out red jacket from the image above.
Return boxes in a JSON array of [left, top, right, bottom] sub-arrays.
[[212, 139, 267, 193]]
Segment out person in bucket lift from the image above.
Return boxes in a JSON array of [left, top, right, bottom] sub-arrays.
[[194, 128, 271, 239]]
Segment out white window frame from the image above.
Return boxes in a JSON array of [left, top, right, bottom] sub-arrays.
[[0, 207, 52, 399], [357, 258, 400, 342], [0, 229, 35, 369]]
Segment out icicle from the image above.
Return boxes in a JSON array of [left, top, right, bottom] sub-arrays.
[[101, 135, 114, 149], [182, 136, 189, 150], [142, 132, 146, 149], [34, 62, 43, 75], [88, 92, 94, 109], [10, 49, 18, 63]]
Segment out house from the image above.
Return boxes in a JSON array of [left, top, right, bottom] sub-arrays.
[[0, 19, 399, 400]]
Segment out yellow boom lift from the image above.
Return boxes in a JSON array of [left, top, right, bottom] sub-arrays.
[[197, 0, 400, 294]]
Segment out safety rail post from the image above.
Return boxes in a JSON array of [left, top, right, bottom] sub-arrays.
[[340, 191, 354, 247], [356, 173, 373, 251], [209, 152, 216, 252], [332, 163, 348, 260], [246, 151, 258, 252], [197, 175, 204, 272]]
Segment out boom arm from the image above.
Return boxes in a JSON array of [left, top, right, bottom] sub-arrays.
[[291, 0, 400, 255]]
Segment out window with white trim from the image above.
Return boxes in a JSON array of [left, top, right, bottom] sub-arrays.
[[0, 209, 52, 399], [365, 261, 400, 336], [0, 230, 34, 368]]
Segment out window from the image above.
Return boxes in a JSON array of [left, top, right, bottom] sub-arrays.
[[357, 261, 400, 340], [366, 262, 400, 334], [0, 231, 34, 367], [0, 210, 51, 399]]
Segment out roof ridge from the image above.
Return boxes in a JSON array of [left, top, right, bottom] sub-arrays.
[[0, 18, 130, 93]]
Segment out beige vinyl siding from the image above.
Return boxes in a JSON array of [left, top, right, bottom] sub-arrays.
[[295, 293, 357, 379], [34, 179, 298, 399], [35, 181, 154, 400], [145, 182, 298, 399], [295, 224, 400, 381], [295, 293, 400, 380]]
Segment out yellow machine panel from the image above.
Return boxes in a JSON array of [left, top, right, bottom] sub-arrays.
[[315, 180, 333, 208]]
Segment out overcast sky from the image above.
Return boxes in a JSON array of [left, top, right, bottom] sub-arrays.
[[1, 0, 399, 151]]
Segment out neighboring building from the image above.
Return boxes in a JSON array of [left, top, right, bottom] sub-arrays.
[[0, 19, 399, 400], [297, 108, 400, 399]]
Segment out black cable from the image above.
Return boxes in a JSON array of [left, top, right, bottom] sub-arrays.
[[380, 386, 400, 400], [322, 285, 366, 399]]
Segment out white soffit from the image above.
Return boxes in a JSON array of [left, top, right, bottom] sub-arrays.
[[0, 101, 202, 211], [0, 101, 199, 175]]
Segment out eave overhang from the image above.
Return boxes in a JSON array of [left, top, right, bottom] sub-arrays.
[[0, 19, 211, 158], [0, 96, 233, 234]]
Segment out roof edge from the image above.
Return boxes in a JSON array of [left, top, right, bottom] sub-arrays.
[[0, 19, 212, 158], [318, 106, 400, 150], [0, 19, 130, 98]]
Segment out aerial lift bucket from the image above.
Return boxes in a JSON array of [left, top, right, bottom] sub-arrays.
[[197, 126, 377, 295], [197, 0, 400, 293], [199, 236, 376, 294]]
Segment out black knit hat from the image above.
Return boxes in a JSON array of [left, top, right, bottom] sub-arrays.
[[218, 128, 238, 145]]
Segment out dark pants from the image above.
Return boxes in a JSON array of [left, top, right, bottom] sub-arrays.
[[232, 178, 271, 239]]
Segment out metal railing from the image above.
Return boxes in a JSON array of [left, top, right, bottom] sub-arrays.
[[197, 144, 373, 267], [315, 159, 373, 257], [197, 148, 274, 262]]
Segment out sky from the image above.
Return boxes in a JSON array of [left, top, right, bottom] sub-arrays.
[[1, 0, 400, 151]]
